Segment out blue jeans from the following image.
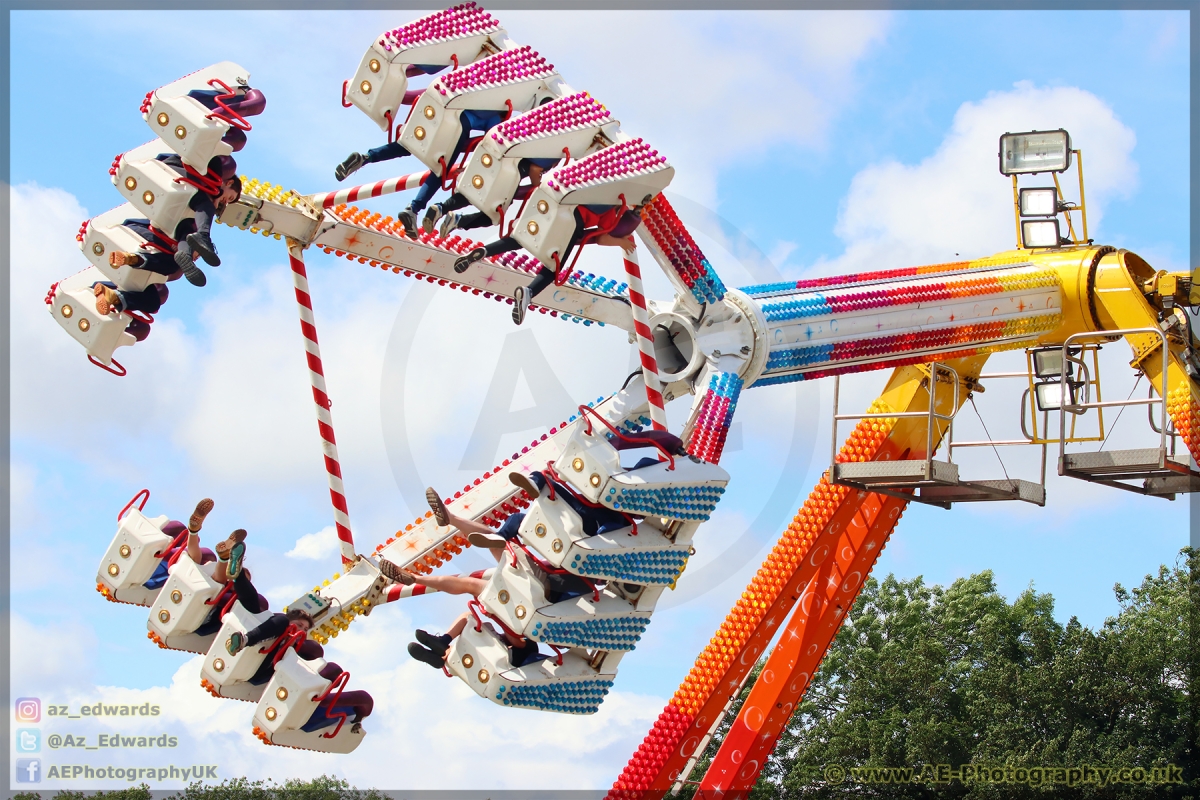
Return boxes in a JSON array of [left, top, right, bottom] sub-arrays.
[[499, 472, 628, 539]]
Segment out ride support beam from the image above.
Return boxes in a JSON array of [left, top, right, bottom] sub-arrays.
[[286, 240, 356, 567], [698, 355, 987, 796], [606, 356, 988, 800], [1088, 250, 1200, 462]]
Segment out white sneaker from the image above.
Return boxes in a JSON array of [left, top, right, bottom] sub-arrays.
[[422, 205, 442, 234], [512, 286, 529, 325], [438, 211, 461, 239]]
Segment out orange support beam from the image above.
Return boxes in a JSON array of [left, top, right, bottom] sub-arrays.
[[699, 491, 907, 795], [606, 357, 985, 800]]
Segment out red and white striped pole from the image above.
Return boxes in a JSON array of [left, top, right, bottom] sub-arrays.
[[308, 170, 431, 210], [623, 248, 668, 431], [287, 241, 356, 566], [381, 569, 492, 603]]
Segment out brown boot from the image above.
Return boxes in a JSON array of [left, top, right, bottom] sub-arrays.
[[93, 284, 120, 315], [425, 487, 450, 527], [213, 529, 247, 583], [378, 558, 415, 585], [108, 251, 144, 268], [189, 498, 214, 533]]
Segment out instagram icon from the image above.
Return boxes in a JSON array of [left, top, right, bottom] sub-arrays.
[[14, 698, 40, 723]]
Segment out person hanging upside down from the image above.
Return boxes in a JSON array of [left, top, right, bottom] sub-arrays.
[[156, 154, 242, 286], [421, 157, 560, 237], [452, 195, 651, 325], [142, 498, 218, 590], [380, 478, 600, 670], [92, 282, 169, 322], [336, 100, 509, 238], [333, 65, 448, 183]]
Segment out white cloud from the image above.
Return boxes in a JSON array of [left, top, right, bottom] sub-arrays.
[[818, 82, 1137, 276], [495, 11, 891, 204], [285, 526, 339, 561], [11, 614, 100, 694]]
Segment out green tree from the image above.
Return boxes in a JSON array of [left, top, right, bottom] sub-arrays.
[[682, 549, 1195, 799]]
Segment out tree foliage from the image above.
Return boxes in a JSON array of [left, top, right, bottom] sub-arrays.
[[12, 775, 390, 800], [683, 549, 1197, 799]]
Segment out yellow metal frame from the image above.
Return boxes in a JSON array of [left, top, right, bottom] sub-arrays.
[[1012, 149, 1089, 249], [1024, 344, 1105, 445]]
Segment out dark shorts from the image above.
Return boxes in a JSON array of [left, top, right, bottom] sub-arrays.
[[545, 571, 591, 603]]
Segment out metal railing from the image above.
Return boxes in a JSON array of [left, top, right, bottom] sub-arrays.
[[946, 371, 1049, 489], [1058, 328, 1169, 469], [830, 362, 960, 482]]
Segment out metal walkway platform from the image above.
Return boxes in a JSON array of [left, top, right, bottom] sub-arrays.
[[833, 459, 1045, 509]]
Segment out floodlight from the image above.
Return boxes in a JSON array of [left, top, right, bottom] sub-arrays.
[[1034, 380, 1078, 412], [999, 129, 1071, 175], [1031, 347, 1076, 380], [1019, 187, 1058, 217], [1021, 219, 1062, 248]]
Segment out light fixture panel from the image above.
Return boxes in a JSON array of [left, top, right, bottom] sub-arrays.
[[1034, 381, 1078, 412], [1019, 187, 1058, 217], [1021, 218, 1062, 248], [1000, 129, 1072, 175]]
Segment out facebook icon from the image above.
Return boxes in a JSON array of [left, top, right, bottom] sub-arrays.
[[16, 758, 40, 783]]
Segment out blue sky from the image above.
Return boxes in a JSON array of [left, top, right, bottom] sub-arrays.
[[9, 8, 1190, 791]]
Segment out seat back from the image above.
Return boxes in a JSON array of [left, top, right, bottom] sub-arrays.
[[529, 585, 651, 653], [446, 623, 615, 715], [144, 62, 248, 170], [477, 550, 549, 639], [97, 509, 173, 602], [595, 456, 730, 523], [81, 205, 169, 293], [346, 5, 504, 131], [199, 604, 275, 702], [147, 554, 223, 641], [49, 267, 136, 363], [457, 91, 615, 223], [440, 46, 557, 112], [552, 424, 623, 503], [253, 649, 328, 735], [395, 91, 465, 176], [511, 137, 674, 271], [114, 156, 195, 236]]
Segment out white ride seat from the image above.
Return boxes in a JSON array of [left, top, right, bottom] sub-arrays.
[[458, 92, 615, 224], [252, 651, 365, 754], [143, 61, 248, 170], [199, 603, 276, 703], [512, 138, 674, 270], [479, 546, 651, 652], [50, 266, 136, 366], [96, 505, 176, 608], [81, 204, 171, 293], [553, 423, 730, 520], [446, 620, 614, 715], [113, 152, 197, 238], [397, 46, 559, 177], [519, 493, 691, 587], [146, 553, 226, 654], [346, 5, 504, 132]]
